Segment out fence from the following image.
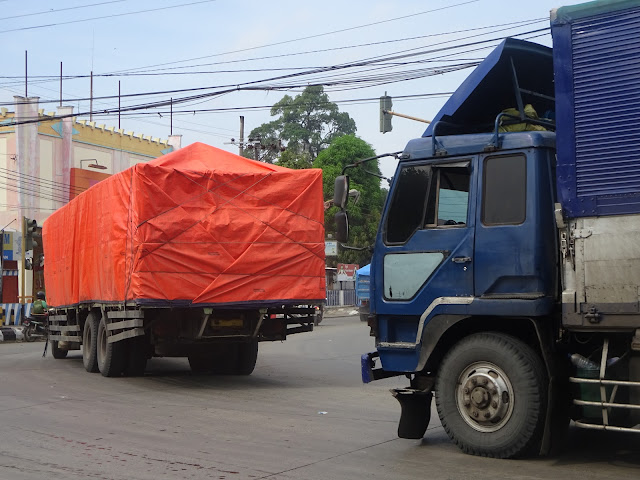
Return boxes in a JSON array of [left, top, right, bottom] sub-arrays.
[[326, 289, 356, 307]]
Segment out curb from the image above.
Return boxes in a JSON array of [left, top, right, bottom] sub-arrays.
[[0, 326, 24, 342]]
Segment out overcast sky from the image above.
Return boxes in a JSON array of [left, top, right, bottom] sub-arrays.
[[2, 0, 585, 178]]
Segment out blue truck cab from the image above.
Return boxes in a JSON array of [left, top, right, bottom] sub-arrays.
[[372, 130, 557, 373], [335, 0, 640, 459]]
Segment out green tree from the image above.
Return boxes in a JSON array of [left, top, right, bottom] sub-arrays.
[[246, 86, 356, 165], [314, 135, 387, 266]]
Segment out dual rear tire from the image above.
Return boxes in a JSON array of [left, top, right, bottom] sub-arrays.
[[188, 340, 258, 375], [83, 311, 147, 377]]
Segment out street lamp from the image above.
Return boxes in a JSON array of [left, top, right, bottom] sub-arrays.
[[80, 159, 107, 170]]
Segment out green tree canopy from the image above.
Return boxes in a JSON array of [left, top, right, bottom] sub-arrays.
[[314, 135, 387, 266], [246, 86, 356, 166]]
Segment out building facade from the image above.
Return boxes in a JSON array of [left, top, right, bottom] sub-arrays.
[[0, 96, 181, 310]]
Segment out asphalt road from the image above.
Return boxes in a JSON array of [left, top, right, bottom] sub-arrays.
[[0, 315, 638, 480]]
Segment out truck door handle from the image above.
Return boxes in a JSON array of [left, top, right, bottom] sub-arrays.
[[452, 256, 472, 263]]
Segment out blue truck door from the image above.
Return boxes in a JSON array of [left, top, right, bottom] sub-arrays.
[[374, 160, 475, 369], [473, 151, 556, 304]]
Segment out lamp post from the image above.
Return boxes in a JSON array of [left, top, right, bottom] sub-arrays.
[[79, 159, 107, 170]]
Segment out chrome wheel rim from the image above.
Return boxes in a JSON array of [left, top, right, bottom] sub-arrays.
[[455, 361, 514, 433]]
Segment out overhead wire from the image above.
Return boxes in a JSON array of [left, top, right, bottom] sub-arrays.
[[0, 1, 126, 21], [108, 0, 482, 74], [0, 0, 218, 34], [2, 23, 550, 114]]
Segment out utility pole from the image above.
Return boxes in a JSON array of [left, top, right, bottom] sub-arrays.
[[20, 217, 25, 306], [89, 71, 93, 122], [25, 51, 28, 97], [118, 81, 121, 129], [170, 98, 173, 135], [239, 116, 245, 157], [59, 62, 63, 107]]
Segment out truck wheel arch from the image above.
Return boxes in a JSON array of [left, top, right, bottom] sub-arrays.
[[418, 313, 565, 455], [418, 315, 546, 374]]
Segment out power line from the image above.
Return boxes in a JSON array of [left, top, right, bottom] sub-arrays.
[[0, 1, 126, 21], [0, 0, 218, 34], [114, 19, 544, 75], [3, 24, 547, 110], [109, 0, 481, 74], [0, 18, 540, 91]]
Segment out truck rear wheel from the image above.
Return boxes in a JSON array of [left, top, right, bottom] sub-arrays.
[[188, 353, 214, 373], [50, 340, 68, 359], [82, 313, 99, 373], [435, 332, 547, 458], [234, 340, 258, 375], [97, 316, 125, 377]]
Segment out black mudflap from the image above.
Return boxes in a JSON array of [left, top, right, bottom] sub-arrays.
[[391, 388, 433, 439]]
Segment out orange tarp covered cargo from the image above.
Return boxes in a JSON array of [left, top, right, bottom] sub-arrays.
[[43, 142, 326, 308]]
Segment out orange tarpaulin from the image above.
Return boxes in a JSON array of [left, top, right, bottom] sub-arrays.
[[43, 142, 326, 308]]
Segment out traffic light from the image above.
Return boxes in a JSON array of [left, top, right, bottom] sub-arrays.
[[24, 217, 37, 251], [380, 94, 393, 133]]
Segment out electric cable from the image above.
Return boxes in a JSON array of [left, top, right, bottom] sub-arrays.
[[0, 0, 218, 34]]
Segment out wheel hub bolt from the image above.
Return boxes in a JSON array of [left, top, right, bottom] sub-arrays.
[[492, 401, 498, 408], [484, 412, 491, 419], [472, 410, 479, 418], [463, 387, 469, 394], [480, 377, 487, 385], [471, 378, 477, 385]]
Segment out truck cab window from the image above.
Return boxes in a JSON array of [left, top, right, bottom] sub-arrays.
[[425, 166, 470, 227], [482, 154, 526, 225], [385, 165, 431, 244]]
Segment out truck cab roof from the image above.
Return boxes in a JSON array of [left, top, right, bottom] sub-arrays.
[[401, 130, 556, 162]]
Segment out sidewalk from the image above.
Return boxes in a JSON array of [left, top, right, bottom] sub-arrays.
[[324, 306, 359, 318], [0, 325, 24, 342]]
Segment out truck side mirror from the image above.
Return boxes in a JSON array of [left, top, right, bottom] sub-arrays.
[[333, 176, 350, 209], [335, 210, 349, 243]]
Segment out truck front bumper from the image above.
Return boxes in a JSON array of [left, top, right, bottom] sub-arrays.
[[361, 351, 404, 383]]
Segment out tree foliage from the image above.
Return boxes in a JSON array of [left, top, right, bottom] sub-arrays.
[[314, 135, 387, 267], [246, 86, 356, 166]]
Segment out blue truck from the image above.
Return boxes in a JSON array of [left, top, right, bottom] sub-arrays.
[[355, 264, 370, 322], [333, 0, 640, 458]]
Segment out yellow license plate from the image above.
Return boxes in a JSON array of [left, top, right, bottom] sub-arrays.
[[211, 318, 243, 328]]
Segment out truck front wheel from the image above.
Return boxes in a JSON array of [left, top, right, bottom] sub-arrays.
[[435, 332, 547, 458]]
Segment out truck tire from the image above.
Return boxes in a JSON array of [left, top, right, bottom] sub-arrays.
[[82, 313, 100, 373], [234, 340, 258, 375], [188, 354, 213, 373], [123, 335, 147, 377], [435, 332, 547, 459], [50, 340, 68, 359], [97, 316, 125, 377]]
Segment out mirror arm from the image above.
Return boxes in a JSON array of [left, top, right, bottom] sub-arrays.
[[339, 243, 374, 252], [341, 151, 402, 175]]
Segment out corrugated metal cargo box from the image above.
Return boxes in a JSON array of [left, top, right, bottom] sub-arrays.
[[552, 0, 640, 217]]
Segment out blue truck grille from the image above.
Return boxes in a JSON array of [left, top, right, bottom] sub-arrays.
[[572, 8, 640, 200]]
